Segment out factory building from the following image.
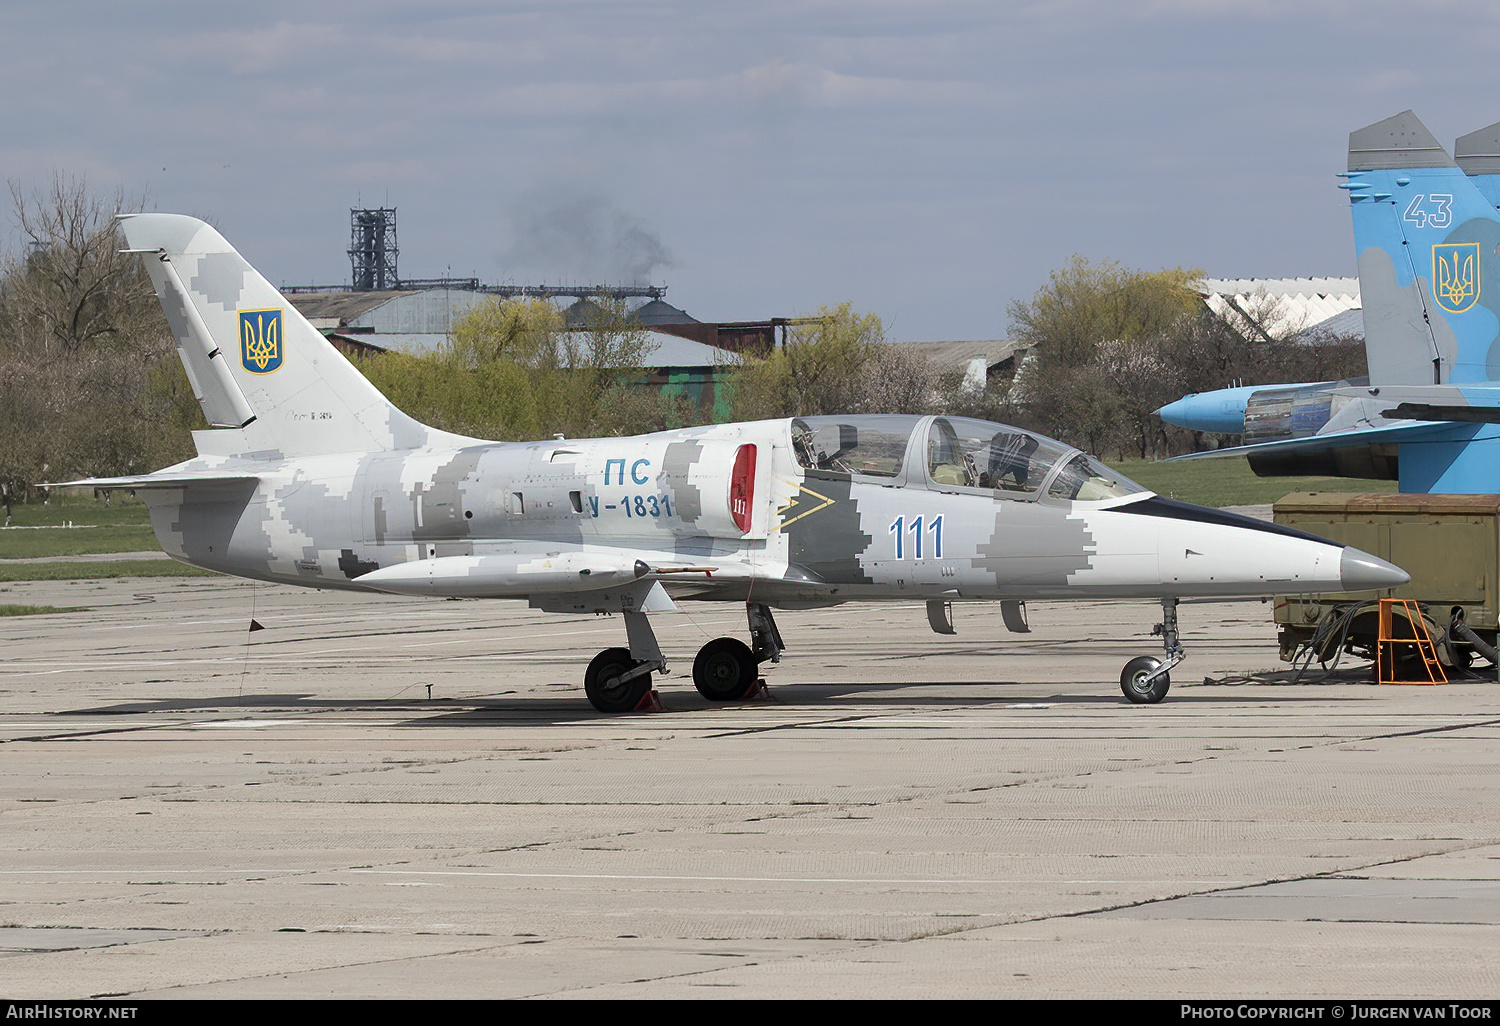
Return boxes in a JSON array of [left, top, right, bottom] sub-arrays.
[[286, 285, 748, 422]]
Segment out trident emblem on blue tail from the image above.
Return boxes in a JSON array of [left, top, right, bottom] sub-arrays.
[[1433, 242, 1480, 314], [240, 309, 283, 373]]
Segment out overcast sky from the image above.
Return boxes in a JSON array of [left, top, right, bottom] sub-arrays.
[[5, 1, 1500, 340]]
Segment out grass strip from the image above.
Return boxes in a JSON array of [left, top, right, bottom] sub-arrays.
[[0, 560, 221, 582], [0, 527, 162, 559], [0, 604, 89, 616], [1116, 458, 1396, 508]]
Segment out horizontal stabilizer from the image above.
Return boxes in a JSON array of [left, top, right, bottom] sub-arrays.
[[1386, 404, 1500, 424], [1331, 384, 1500, 424], [1353, 383, 1500, 425]]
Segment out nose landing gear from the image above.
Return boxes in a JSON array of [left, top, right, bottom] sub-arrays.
[[1121, 597, 1184, 705]]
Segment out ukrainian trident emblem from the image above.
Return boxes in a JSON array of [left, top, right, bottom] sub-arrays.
[[239, 309, 283, 374], [1433, 242, 1481, 314]]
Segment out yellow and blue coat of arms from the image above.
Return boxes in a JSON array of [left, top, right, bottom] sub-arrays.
[[239, 308, 283, 373], [1433, 242, 1481, 315]]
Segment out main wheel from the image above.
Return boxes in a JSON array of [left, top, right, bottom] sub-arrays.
[[1120, 655, 1170, 704], [692, 637, 758, 701], [585, 647, 652, 713]]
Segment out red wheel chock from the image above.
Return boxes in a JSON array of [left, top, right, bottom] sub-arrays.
[[632, 689, 668, 713]]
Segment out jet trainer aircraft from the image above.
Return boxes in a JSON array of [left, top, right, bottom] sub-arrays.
[[57, 214, 1408, 711], [1159, 111, 1500, 493]]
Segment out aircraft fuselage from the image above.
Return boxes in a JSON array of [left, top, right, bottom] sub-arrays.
[[139, 414, 1393, 609]]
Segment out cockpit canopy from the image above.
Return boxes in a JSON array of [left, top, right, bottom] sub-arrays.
[[790, 415, 1145, 503]]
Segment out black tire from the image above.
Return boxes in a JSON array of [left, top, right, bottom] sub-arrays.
[[1443, 640, 1474, 673], [1121, 655, 1170, 704], [585, 647, 651, 713], [692, 637, 758, 701]]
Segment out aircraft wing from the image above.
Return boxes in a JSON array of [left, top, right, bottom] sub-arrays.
[[1163, 418, 1452, 462], [354, 548, 756, 599], [1329, 384, 1500, 425], [43, 472, 262, 490]]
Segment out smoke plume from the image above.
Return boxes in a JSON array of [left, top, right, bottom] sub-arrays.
[[502, 193, 675, 284]]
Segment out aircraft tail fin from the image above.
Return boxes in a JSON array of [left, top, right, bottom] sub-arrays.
[[120, 213, 471, 458], [1347, 111, 1500, 385], [1455, 120, 1500, 208]]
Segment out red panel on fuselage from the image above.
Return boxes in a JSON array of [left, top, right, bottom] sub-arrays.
[[730, 444, 756, 534]]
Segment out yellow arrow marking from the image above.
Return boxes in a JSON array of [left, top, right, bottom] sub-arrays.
[[773, 480, 835, 532]]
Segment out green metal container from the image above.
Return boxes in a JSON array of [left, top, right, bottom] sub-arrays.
[[1272, 492, 1500, 663]]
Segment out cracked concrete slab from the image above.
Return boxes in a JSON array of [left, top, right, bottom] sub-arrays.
[[1106, 876, 1500, 925], [0, 577, 1497, 997]]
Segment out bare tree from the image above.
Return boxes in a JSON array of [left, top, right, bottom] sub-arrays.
[[2, 174, 160, 358], [0, 174, 187, 500]]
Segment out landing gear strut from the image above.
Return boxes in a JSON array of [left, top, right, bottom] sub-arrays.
[[1120, 597, 1184, 705], [692, 603, 784, 701], [584, 647, 653, 712], [584, 608, 667, 713], [583, 602, 787, 712]]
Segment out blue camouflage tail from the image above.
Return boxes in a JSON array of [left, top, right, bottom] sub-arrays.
[[1347, 111, 1500, 385]]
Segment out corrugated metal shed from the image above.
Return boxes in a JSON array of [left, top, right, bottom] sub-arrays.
[[291, 290, 745, 368], [346, 289, 492, 334], [639, 330, 741, 367], [288, 291, 416, 329], [894, 339, 1023, 373], [1301, 307, 1364, 339]]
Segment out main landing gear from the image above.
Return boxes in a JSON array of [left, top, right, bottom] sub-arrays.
[[692, 603, 783, 702], [1120, 597, 1185, 705], [582, 602, 785, 713]]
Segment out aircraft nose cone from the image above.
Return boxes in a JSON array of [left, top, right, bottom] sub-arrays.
[[1154, 396, 1190, 425], [1340, 547, 1410, 591]]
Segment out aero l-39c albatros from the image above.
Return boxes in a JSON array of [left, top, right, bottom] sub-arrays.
[[57, 214, 1409, 712]]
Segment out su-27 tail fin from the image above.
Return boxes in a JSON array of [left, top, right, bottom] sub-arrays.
[[1455, 120, 1500, 212], [1347, 111, 1500, 386], [119, 213, 474, 459]]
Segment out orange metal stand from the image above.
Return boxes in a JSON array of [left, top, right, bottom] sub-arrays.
[[1376, 599, 1447, 685]]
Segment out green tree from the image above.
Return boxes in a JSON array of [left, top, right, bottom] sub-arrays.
[[361, 294, 684, 441], [729, 303, 931, 420], [1007, 259, 1369, 458], [1006, 258, 1203, 457]]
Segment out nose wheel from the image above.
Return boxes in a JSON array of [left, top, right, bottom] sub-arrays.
[[1121, 655, 1169, 704], [1120, 598, 1183, 705]]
